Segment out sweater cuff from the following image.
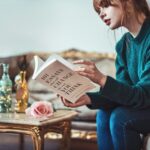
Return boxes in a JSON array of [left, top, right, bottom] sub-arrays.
[[86, 92, 101, 109], [99, 76, 125, 105], [100, 76, 115, 96]]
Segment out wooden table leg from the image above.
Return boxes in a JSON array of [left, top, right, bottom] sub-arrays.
[[19, 133, 24, 150], [61, 121, 71, 150], [31, 127, 44, 150]]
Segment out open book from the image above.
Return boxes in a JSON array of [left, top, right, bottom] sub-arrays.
[[32, 54, 96, 103]]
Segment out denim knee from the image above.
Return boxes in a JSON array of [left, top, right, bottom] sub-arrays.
[[109, 107, 127, 131], [109, 107, 143, 150], [96, 109, 111, 131]]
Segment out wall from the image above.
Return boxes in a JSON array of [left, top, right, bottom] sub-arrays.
[[0, 0, 149, 57]]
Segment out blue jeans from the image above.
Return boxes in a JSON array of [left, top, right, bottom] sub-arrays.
[[96, 107, 150, 150]]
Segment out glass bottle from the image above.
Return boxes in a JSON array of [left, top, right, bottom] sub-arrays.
[[0, 64, 13, 112], [15, 70, 29, 113]]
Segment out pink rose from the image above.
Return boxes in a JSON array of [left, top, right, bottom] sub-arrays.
[[25, 101, 54, 118]]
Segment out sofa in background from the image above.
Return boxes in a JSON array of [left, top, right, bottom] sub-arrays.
[[0, 49, 149, 150], [0, 49, 115, 140], [27, 49, 116, 142]]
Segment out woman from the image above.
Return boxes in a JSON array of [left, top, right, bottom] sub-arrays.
[[61, 0, 150, 150]]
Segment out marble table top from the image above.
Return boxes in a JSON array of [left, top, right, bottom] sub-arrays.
[[0, 109, 78, 126]]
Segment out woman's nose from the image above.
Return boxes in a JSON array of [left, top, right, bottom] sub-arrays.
[[99, 8, 106, 19], [100, 13, 106, 19]]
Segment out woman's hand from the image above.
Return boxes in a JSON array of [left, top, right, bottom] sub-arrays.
[[60, 94, 91, 108], [74, 60, 107, 87]]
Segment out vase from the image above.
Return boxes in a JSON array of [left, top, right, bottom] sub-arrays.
[[0, 64, 13, 112]]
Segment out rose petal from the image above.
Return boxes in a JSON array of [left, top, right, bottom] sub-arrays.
[[25, 101, 54, 118]]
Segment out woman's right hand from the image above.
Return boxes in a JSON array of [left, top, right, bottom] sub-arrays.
[[60, 94, 91, 108], [73, 60, 107, 87]]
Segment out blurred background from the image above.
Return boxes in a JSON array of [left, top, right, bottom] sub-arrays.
[[0, 0, 149, 57]]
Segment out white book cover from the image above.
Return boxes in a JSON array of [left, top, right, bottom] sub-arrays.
[[32, 54, 96, 103]]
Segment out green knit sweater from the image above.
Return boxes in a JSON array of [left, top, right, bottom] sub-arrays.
[[88, 17, 150, 109]]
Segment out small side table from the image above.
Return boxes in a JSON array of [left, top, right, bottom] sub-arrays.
[[0, 109, 77, 150]]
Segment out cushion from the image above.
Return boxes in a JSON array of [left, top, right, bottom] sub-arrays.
[[0, 53, 34, 91], [0, 53, 34, 81], [71, 121, 97, 131]]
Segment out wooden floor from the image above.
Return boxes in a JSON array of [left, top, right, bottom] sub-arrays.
[[0, 133, 98, 150]]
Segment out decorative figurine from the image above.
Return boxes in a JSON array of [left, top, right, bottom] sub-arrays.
[[15, 70, 29, 113]]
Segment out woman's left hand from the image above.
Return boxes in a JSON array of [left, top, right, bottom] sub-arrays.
[[60, 94, 91, 108], [73, 60, 107, 87]]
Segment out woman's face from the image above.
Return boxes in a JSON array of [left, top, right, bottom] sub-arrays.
[[95, 0, 124, 29]]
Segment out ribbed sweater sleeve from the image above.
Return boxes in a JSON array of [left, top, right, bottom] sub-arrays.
[[115, 38, 133, 85], [87, 92, 118, 109], [99, 47, 150, 109]]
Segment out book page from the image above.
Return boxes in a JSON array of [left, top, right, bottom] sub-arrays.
[[34, 54, 75, 79], [34, 60, 96, 103], [32, 56, 45, 79], [45, 54, 75, 70], [43, 54, 75, 70]]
